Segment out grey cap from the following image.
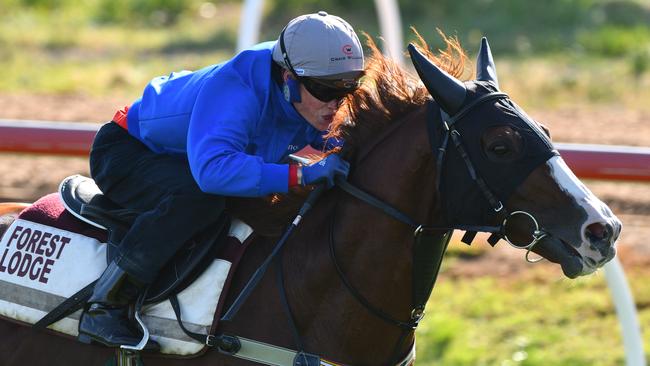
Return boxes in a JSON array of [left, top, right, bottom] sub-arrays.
[[272, 11, 364, 79]]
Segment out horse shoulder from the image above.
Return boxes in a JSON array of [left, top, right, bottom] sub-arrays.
[[226, 190, 308, 237]]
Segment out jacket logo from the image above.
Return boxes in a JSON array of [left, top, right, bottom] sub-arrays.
[[287, 145, 299, 152]]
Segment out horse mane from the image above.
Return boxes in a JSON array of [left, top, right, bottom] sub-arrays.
[[326, 29, 469, 156], [228, 30, 469, 235]]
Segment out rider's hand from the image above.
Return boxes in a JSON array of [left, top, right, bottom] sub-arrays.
[[301, 154, 350, 188]]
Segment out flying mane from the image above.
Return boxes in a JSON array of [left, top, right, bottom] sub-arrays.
[[227, 31, 469, 235], [327, 30, 469, 157]]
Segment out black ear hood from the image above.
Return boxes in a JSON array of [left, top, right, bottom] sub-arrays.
[[408, 44, 466, 115], [411, 36, 557, 225], [476, 37, 499, 88], [440, 82, 558, 225]]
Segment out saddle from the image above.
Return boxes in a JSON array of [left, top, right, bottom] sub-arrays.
[[0, 175, 254, 357], [58, 174, 229, 303]]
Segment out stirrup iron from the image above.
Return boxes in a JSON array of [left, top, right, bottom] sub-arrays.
[[120, 309, 150, 351]]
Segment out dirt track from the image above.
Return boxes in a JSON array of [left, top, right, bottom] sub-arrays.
[[0, 93, 648, 276]]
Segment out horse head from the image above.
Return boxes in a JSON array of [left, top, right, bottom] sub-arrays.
[[408, 38, 621, 278]]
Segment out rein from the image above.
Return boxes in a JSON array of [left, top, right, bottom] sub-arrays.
[[338, 92, 549, 252], [213, 91, 551, 366], [269, 91, 551, 365], [327, 92, 551, 342], [437, 92, 550, 257]]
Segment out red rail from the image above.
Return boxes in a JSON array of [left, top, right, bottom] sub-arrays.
[[1, 120, 650, 182], [0, 120, 99, 156], [555, 143, 650, 182]]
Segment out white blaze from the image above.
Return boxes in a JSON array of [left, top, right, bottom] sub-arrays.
[[547, 156, 620, 269]]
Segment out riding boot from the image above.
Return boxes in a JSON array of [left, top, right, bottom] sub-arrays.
[[78, 261, 160, 350]]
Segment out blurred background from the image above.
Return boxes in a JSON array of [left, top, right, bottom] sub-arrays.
[[0, 0, 649, 365]]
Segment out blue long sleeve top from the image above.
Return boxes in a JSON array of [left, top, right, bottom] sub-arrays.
[[125, 42, 334, 197]]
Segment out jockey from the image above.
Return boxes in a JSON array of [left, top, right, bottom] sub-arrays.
[[77, 11, 364, 349]]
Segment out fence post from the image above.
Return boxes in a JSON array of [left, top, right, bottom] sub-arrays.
[[604, 257, 647, 366]]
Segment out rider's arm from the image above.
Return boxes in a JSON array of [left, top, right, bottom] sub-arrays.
[[187, 72, 289, 197]]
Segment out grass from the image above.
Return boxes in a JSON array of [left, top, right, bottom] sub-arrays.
[[415, 260, 650, 365], [496, 54, 650, 111], [417, 234, 650, 365], [1, 1, 649, 110], [0, 2, 237, 97]]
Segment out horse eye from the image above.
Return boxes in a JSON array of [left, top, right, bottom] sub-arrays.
[[490, 144, 510, 155]]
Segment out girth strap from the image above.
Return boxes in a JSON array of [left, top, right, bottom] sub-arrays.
[[169, 294, 340, 366], [33, 280, 96, 329], [168, 294, 242, 353]]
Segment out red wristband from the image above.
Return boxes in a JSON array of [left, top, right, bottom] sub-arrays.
[[112, 105, 129, 130], [289, 164, 302, 187]]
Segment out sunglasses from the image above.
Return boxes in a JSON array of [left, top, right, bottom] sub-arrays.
[[301, 76, 363, 102], [278, 27, 363, 103]]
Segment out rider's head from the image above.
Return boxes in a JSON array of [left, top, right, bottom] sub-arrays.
[[272, 11, 365, 130], [273, 11, 363, 102]]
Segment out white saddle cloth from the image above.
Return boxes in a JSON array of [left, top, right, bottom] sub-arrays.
[[0, 218, 253, 356]]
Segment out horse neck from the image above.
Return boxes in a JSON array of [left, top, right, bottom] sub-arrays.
[[286, 107, 440, 364], [350, 107, 439, 225]]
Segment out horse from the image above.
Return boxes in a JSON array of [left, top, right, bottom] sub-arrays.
[[0, 33, 621, 366]]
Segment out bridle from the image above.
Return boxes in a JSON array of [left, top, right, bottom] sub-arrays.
[[501, 211, 547, 263], [337, 91, 551, 262], [319, 91, 555, 365], [313, 91, 556, 365], [435, 91, 550, 259], [204, 89, 557, 366]]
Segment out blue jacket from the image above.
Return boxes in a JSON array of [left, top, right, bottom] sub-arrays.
[[125, 42, 333, 197]]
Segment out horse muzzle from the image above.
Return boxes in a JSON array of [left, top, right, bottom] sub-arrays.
[[576, 216, 622, 272], [546, 215, 621, 278]]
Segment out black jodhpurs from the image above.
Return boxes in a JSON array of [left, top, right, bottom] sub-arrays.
[[89, 122, 225, 284]]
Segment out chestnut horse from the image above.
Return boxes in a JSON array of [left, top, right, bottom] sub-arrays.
[[0, 34, 620, 366]]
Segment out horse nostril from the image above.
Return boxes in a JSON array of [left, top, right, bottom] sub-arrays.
[[585, 222, 611, 242]]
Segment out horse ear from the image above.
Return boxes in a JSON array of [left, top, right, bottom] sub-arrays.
[[407, 43, 466, 115], [476, 37, 499, 88]]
